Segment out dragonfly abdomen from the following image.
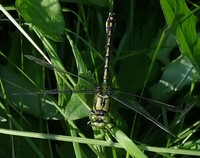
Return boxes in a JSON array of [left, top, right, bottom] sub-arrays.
[[103, 13, 116, 84]]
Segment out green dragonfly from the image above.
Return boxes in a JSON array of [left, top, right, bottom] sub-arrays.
[[23, 13, 180, 136]]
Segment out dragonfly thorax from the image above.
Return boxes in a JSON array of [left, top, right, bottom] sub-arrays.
[[88, 85, 114, 128], [93, 86, 111, 112]]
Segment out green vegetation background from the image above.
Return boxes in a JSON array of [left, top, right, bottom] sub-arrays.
[[0, 0, 200, 157]]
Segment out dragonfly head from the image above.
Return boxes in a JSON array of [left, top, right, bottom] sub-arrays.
[[88, 111, 114, 129]]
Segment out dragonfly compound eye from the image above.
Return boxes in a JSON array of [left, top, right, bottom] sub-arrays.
[[90, 114, 98, 121], [102, 115, 111, 123]]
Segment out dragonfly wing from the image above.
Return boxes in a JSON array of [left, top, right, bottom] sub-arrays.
[[12, 88, 96, 95], [112, 94, 176, 137], [113, 89, 181, 112], [18, 55, 99, 120], [25, 55, 97, 87]]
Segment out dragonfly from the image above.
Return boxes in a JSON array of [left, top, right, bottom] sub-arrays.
[[23, 13, 180, 136]]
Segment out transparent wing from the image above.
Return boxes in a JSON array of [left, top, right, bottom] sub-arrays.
[[10, 55, 98, 120], [12, 88, 96, 95], [25, 55, 179, 111], [24, 55, 180, 131], [113, 89, 181, 112], [112, 93, 177, 137], [25, 55, 97, 87]]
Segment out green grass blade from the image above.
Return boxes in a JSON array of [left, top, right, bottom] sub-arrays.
[[0, 80, 45, 158], [141, 28, 168, 95], [1, 127, 200, 156], [0, 4, 49, 63], [110, 126, 148, 158]]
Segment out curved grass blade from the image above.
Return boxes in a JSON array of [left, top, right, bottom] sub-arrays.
[[108, 126, 148, 158]]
